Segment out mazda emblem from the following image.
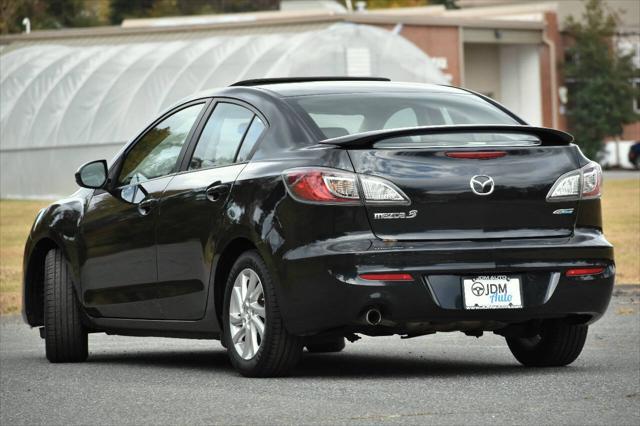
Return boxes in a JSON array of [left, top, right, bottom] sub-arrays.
[[470, 175, 495, 196]]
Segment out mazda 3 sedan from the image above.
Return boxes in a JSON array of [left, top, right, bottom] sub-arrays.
[[23, 77, 614, 377]]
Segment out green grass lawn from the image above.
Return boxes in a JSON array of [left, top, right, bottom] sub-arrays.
[[1, 179, 638, 315], [0, 200, 49, 315], [601, 179, 640, 284]]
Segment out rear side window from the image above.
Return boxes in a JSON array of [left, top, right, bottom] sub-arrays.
[[288, 92, 519, 139], [236, 117, 266, 162], [189, 103, 254, 170]]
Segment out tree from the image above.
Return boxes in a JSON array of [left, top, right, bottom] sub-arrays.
[[563, 0, 639, 159], [1, 0, 108, 33], [429, 0, 458, 9], [109, 0, 154, 24], [0, 0, 50, 33], [109, 0, 278, 25]]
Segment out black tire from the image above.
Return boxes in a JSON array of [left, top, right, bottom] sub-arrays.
[[222, 250, 302, 377], [506, 320, 588, 367], [305, 337, 346, 353], [44, 248, 88, 363]]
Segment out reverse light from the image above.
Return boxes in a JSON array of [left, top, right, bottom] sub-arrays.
[[360, 175, 408, 203], [547, 161, 602, 201], [283, 168, 409, 205], [565, 267, 605, 277], [581, 162, 602, 198], [359, 273, 414, 281]]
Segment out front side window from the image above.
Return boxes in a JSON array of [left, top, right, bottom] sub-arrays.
[[118, 103, 204, 186], [189, 103, 254, 170]]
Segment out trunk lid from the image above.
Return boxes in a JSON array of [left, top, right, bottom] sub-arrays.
[[324, 127, 580, 241]]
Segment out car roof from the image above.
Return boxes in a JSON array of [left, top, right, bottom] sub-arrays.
[[247, 81, 469, 97], [189, 80, 470, 102]]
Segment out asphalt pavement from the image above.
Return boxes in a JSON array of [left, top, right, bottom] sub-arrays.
[[1, 289, 639, 425]]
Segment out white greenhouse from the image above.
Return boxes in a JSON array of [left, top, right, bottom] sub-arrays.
[[0, 22, 446, 198]]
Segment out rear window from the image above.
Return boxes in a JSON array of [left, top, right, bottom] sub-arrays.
[[288, 92, 520, 141]]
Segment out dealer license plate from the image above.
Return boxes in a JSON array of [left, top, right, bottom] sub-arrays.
[[462, 275, 523, 310]]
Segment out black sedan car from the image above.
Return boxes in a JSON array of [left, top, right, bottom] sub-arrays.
[[23, 77, 614, 377]]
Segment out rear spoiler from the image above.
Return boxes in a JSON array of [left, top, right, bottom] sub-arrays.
[[319, 125, 573, 148]]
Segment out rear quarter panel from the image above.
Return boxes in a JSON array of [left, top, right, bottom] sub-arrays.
[[224, 148, 374, 331]]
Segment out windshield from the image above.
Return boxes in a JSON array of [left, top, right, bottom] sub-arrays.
[[288, 92, 521, 140]]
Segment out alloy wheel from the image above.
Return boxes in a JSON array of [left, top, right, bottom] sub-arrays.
[[228, 268, 266, 360]]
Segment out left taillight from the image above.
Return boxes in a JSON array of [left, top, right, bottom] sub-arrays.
[[546, 161, 603, 201], [283, 168, 360, 204], [282, 167, 409, 205]]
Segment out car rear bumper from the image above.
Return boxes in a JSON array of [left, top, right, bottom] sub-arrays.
[[275, 228, 614, 336]]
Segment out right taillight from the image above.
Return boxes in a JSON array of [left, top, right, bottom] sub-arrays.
[[282, 167, 409, 205], [547, 161, 602, 201]]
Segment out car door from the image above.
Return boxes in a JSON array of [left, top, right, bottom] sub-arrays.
[[154, 100, 267, 320], [79, 101, 207, 319]]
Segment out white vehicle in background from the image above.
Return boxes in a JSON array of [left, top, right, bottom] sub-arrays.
[[598, 140, 638, 169]]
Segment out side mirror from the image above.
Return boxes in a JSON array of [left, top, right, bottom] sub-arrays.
[[75, 160, 108, 189]]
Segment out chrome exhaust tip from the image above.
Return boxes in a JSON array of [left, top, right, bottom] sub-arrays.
[[365, 308, 382, 326]]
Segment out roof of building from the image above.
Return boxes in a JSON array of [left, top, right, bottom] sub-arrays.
[[0, 5, 548, 45]]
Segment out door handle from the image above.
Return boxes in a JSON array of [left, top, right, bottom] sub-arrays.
[[205, 183, 230, 202], [138, 198, 157, 216]]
